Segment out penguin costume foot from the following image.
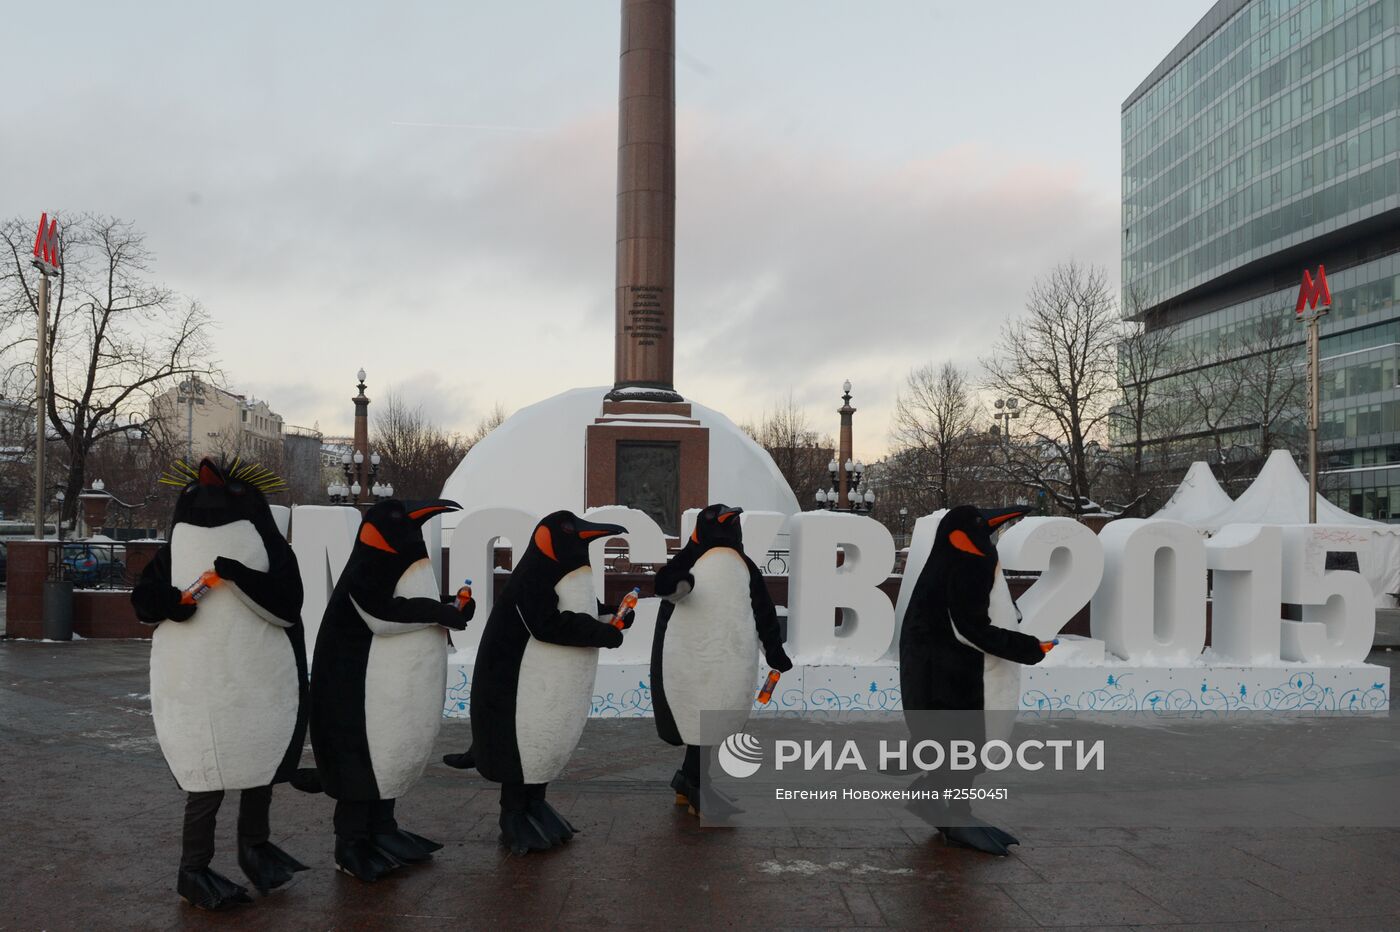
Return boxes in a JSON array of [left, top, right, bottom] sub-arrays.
[[237, 839, 309, 893], [177, 867, 253, 911], [669, 769, 696, 808], [334, 837, 403, 882], [289, 767, 323, 794], [441, 749, 475, 771], [525, 799, 576, 845], [370, 829, 443, 864], [938, 823, 1020, 857], [498, 810, 558, 855]]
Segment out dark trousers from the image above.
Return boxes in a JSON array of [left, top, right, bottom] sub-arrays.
[[181, 785, 272, 871], [499, 782, 547, 812], [682, 745, 701, 785], [333, 798, 397, 840]]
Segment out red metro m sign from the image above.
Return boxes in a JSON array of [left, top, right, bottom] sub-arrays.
[[1296, 265, 1331, 318], [31, 212, 60, 273]]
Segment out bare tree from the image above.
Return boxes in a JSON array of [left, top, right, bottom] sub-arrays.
[[1105, 289, 1181, 515], [1231, 316, 1305, 461], [373, 393, 508, 500], [0, 214, 218, 527], [982, 262, 1120, 514], [890, 361, 978, 508], [742, 394, 835, 509]]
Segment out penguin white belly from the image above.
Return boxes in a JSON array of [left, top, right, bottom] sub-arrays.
[[514, 567, 599, 784], [362, 558, 448, 799], [662, 548, 759, 744], [983, 568, 1023, 742], [150, 521, 296, 792]]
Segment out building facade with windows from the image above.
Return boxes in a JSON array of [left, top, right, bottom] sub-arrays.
[[150, 379, 285, 463], [1124, 0, 1400, 519]]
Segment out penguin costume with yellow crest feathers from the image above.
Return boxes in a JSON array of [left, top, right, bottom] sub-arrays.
[[899, 504, 1047, 856], [308, 499, 471, 882], [131, 458, 309, 911], [467, 511, 633, 855]]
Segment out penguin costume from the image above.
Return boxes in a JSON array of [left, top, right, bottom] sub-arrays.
[[131, 458, 309, 910], [308, 498, 471, 881], [467, 510, 633, 855], [652, 504, 791, 813], [898, 504, 1046, 856]]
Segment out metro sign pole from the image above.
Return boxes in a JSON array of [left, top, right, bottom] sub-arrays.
[[1296, 265, 1331, 524], [31, 213, 60, 539]]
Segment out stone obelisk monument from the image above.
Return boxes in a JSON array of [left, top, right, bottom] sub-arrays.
[[586, 0, 708, 536]]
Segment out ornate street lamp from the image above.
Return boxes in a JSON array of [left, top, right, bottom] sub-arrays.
[[814, 381, 875, 514]]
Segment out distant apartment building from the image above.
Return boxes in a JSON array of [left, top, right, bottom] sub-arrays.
[[151, 378, 284, 462], [0, 398, 32, 457]]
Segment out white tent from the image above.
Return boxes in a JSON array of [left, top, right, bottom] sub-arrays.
[[1152, 461, 1234, 529], [1200, 450, 1400, 605]]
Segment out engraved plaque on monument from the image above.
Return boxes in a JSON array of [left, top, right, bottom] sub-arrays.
[[616, 441, 681, 536]]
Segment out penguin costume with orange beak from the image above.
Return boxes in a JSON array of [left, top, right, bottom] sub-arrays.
[[308, 499, 471, 881], [131, 458, 309, 910], [899, 505, 1047, 856], [652, 504, 791, 814], [468, 511, 633, 855]]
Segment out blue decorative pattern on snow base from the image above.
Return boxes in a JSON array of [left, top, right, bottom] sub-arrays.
[[443, 662, 1389, 718]]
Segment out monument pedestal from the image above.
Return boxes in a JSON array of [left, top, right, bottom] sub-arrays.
[[585, 398, 708, 537]]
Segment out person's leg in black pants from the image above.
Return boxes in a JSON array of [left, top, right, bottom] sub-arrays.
[[333, 798, 400, 882], [235, 785, 307, 893], [177, 790, 252, 911]]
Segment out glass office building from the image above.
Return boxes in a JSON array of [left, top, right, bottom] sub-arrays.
[[1124, 0, 1400, 519]]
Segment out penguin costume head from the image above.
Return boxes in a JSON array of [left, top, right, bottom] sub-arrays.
[[163, 457, 285, 534], [519, 510, 628, 579], [689, 503, 743, 549], [349, 498, 460, 573], [933, 504, 1031, 568]]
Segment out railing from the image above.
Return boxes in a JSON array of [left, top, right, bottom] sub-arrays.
[[47, 541, 131, 589]]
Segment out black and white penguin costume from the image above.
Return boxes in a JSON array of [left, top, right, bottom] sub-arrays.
[[131, 458, 309, 910], [308, 499, 470, 881], [468, 510, 632, 855], [899, 504, 1045, 856], [652, 504, 790, 813]]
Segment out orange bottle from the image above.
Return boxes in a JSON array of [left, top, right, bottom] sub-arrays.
[[454, 579, 473, 611], [757, 669, 781, 705], [1040, 638, 1060, 654], [610, 587, 641, 629], [180, 569, 221, 605]]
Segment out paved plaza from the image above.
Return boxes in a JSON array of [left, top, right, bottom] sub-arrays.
[[3, 639, 1400, 930]]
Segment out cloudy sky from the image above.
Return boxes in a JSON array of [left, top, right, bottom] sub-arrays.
[[5, 1, 1209, 458]]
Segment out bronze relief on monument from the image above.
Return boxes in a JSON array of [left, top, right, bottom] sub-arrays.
[[615, 441, 681, 536]]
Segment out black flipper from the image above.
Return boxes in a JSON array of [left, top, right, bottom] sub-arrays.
[[177, 867, 253, 911], [237, 840, 309, 893], [442, 748, 476, 770], [980, 824, 1020, 848], [334, 837, 402, 882], [498, 810, 556, 855], [288, 767, 323, 794], [940, 824, 1014, 856], [670, 769, 694, 806], [371, 829, 441, 864], [525, 799, 576, 845]]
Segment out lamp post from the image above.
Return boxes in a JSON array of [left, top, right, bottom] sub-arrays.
[[328, 370, 393, 508], [813, 381, 876, 514], [898, 506, 909, 548], [991, 397, 1019, 442], [31, 213, 60, 539]]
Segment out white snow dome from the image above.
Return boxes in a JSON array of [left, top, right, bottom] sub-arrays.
[[439, 387, 798, 533]]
